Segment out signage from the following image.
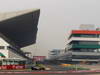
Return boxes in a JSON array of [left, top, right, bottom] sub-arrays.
[[0, 65, 25, 70]]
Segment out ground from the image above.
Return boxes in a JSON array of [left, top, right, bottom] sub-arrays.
[[77, 64, 100, 70]]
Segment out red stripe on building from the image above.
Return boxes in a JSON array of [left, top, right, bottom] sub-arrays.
[[72, 30, 100, 34]]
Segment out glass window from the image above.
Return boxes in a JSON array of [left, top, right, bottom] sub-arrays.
[[79, 41, 98, 45], [73, 34, 99, 38], [0, 46, 5, 49], [71, 41, 99, 45], [72, 55, 100, 59], [0, 61, 2, 66]]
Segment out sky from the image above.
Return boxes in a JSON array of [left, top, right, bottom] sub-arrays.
[[0, 0, 100, 57]]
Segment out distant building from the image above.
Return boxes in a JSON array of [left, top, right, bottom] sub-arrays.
[[49, 25, 100, 63], [49, 49, 60, 59], [24, 52, 32, 58], [79, 24, 95, 30], [49, 49, 66, 60], [33, 56, 46, 61]]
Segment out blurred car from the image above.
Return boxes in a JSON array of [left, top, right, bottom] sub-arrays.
[[31, 66, 45, 70], [31, 64, 51, 70]]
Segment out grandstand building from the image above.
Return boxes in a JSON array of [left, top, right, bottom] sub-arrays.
[[0, 9, 40, 69]]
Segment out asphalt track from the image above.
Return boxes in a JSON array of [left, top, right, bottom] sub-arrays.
[[0, 73, 100, 75], [0, 70, 100, 75], [0, 71, 99, 75]]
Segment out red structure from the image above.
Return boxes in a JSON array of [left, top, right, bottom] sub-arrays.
[[72, 30, 100, 34], [0, 65, 25, 70], [33, 56, 46, 61]]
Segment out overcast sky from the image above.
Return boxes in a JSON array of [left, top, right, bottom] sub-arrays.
[[0, 0, 100, 57]]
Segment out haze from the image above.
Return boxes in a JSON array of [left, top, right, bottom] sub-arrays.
[[0, 0, 100, 57]]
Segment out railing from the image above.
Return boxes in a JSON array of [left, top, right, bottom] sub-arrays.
[[72, 52, 100, 55], [7, 46, 31, 60], [67, 37, 100, 44], [49, 51, 72, 60], [72, 59, 99, 61]]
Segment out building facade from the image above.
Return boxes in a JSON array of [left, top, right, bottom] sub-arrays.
[[0, 33, 28, 69], [49, 49, 67, 60], [66, 29, 100, 63]]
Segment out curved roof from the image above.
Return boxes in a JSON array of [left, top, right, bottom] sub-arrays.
[[0, 9, 40, 48]]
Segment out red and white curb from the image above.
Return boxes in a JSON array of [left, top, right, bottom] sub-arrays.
[[0, 70, 100, 74]]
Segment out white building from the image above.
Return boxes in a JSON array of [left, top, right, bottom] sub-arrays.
[[0, 33, 28, 66], [49, 49, 66, 60]]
